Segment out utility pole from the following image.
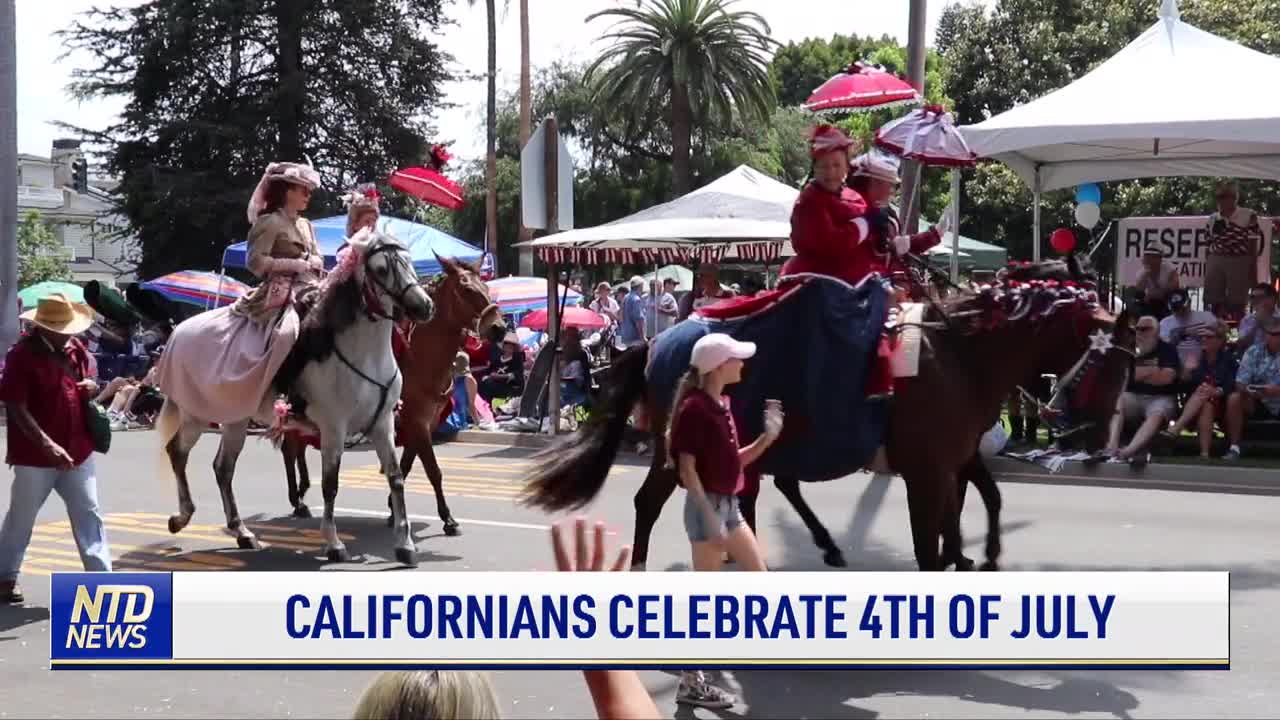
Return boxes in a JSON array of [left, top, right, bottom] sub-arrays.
[[517, 0, 534, 275], [0, 0, 16, 355], [901, 0, 927, 234]]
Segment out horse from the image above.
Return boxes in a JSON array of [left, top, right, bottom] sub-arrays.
[[156, 231, 435, 565], [278, 257, 506, 534], [522, 255, 1134, 571]]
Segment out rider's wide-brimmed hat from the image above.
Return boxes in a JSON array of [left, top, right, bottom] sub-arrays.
[[20, 292, 95, 336], [851, 151, 902, 185], [808, 124, 858, 160], [246, 161, 322, 223]]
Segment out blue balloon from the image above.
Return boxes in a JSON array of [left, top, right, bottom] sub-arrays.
[[1075, 183, 1102, 205]]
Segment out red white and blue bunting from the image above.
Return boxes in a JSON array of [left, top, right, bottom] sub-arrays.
[[534, 242, 781, 266]]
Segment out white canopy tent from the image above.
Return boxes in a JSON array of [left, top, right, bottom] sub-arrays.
[[527, 164, 798, 265], [960, 0, 1280, 259]]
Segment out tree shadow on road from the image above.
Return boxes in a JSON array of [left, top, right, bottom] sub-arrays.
[[112, 514, 463, 573], [0, 605, 49, 636]]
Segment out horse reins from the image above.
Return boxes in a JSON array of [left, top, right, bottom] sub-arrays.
[[332, 241, 421, 447]]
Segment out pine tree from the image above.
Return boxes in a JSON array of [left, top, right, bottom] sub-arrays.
[[60, 0, 453, 278]]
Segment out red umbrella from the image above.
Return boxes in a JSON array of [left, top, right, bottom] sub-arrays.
[[389, 144, 466, 210], [803, 61, 921, 115], [520, 306, 608, 332], [874, 105, 977, 167]]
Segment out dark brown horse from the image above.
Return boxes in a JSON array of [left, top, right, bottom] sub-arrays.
[[523, 256, 1133, 571], [281, 257, 505, 530]]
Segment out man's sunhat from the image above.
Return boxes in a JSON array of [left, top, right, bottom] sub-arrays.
[[21, 293, 94, 336], [690, 333, 756, 373]]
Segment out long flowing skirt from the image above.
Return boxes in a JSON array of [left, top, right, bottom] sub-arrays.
[[154, 305, 299, 425]]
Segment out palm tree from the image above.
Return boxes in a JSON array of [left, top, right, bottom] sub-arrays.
[[467, 0, 501, 267], [585, 0, 777, 196]]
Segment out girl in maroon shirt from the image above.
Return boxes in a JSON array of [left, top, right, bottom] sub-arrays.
[[665, 333, 783, 708]]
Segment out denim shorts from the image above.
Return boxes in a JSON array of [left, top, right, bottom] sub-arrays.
[[683, 491, 744, 543]]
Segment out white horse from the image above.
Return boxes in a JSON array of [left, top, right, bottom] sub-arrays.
[[155, 231, 435, 565]]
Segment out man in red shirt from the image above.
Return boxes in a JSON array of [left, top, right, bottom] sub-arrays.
[[0, 294, 112, 604]]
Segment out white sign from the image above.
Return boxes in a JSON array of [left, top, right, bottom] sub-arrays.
[[55, 570, 1231, 669], [520, 121, 574, 230], [1116, 216, 1274, 287]]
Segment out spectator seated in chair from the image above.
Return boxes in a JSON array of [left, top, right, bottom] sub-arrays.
[[1222, 316, 1280, 461], [477, 332, 526, 403], [558, 326, 592, 410], [1099, 315, 1180, 467], [1163, 321, 1237, 458], [1235, 283, 1277, 352], [1159, 288, 1217, 370]]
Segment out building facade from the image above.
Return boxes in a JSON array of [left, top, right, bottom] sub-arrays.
[[18, 139, 138, 285]]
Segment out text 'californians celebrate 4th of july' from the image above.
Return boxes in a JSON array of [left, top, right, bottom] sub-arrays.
[[49, 571, 1230, 670]]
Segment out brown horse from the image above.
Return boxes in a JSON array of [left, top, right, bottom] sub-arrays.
[[281, 257, 505, 531], [522, 256, 1134, 571]]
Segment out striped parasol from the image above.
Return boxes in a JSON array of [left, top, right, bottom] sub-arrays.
[[486, 276, 582, 315], [140, 270, 251, 308]]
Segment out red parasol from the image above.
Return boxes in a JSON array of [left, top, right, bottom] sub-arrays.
[[389, 144, 466, 210], [520, 306, 608, 332], [874, 104, 977, 167], [803, 61, 921, 115]]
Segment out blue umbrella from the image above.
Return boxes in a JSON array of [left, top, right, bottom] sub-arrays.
[[220, 215, 483, 276]]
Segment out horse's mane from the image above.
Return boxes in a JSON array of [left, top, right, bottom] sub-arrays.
[[272, 258, 364, 396], [930, 254, 1100, 335]]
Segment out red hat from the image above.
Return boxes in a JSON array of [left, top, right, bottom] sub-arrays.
[[809, 124, 858, 160]]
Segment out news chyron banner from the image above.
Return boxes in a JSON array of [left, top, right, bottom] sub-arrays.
[[50, 571, 1229, 670], [1116, 215, 1275, 288]]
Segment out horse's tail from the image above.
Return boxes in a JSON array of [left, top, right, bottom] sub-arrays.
[[154, 397, 180, 487], [522, 344, 650, 511]]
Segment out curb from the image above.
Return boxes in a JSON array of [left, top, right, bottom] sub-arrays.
[[451, 430, 556, 449]]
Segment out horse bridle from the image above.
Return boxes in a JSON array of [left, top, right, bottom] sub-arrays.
[[334, 239, 423, 447]]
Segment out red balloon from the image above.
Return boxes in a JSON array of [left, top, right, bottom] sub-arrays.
[[1050, 228, 1077, 255]]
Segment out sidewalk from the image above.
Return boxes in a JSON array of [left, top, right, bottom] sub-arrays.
[[446, 431, 1280, 495]]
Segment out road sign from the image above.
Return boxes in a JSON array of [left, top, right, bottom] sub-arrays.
[[521, 118, 574, 231]]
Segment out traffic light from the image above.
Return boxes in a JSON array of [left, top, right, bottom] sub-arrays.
[[72, 158, 88, 192]]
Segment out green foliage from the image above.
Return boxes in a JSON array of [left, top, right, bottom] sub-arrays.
[[17, 211, 72, 287], [61, 0, 452, 278], [938, 0, 1280, 261], [583, 0, 779, 195]]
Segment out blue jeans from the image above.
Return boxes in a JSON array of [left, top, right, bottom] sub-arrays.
[[683, 491, 744, 543], [0, 459, 112, 581]]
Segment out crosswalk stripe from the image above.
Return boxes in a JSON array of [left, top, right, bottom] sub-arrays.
[[339, 481, 520, 499], [343, 470, 524, 487], [342, 475, 522, 493]]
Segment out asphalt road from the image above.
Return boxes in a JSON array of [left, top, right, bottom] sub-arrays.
[[1, 430, 1277, 719]]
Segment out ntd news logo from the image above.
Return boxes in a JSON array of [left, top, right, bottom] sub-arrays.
[[50, 573, 173, 665]]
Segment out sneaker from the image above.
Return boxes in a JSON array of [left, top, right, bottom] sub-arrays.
[[676, 673, 735, 709], [1128, 453, 1150, 469], [0, 580, 23, 604], [1223, 447, 1241, 462]]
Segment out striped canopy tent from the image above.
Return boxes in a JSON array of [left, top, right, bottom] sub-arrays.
[[525, 165, 798, 265], [487, 276, 583, 315], [140, 270, 251, 308]]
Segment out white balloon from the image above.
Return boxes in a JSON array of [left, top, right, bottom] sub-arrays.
[[1075, 201, 1101, 228]]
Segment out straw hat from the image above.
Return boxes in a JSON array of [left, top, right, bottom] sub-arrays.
[[20, 293, 94, 336]]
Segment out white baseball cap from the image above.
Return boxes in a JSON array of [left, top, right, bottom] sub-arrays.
[[690, 333, 756, 373]]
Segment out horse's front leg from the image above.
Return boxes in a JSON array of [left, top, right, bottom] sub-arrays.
[[213, 421, 260, 550], [319, 437, 349, 563], [419, 440, 458, 536], [374, 425, 415, 567]]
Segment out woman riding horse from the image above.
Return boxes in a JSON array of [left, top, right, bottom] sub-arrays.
[[155, 161, 324, 431]]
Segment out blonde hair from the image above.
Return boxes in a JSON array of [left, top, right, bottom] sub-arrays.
[[664, 367, 705, 469], [352, 670, 501, 720]]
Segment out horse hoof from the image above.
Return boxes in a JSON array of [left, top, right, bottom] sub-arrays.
[[385, 515, 394, 529], [237, 535, 261, 551], [443, 523, 461, 537], [953, 556, 976, 572], [823, 549, 847, 568], [292, 504, 312, 519], [326, 548, 350, 563], [167, 515, 188, 534], [395, 547, 418, 567], [980, 560, 1000, 571]]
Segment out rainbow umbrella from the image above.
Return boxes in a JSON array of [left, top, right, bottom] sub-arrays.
[[140, 270, 250, 308], [486, 276, 582, 315]]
